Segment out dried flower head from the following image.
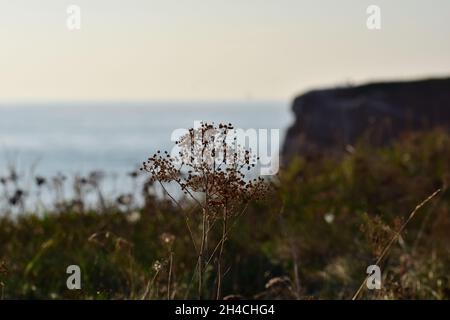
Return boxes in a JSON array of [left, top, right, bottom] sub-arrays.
[[8, 189, 25, 206], [141, 122, 270, 299], [126, 211, 141, 224], [141, 122, 269, 213], [35, 176, 46, 187], [153, 260, 162, 272], [160, 232, 176, 248]]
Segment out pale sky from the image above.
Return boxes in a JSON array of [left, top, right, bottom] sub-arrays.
[[1, 0, 449, 102]]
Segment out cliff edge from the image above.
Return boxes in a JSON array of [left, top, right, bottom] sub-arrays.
[[283, 77, 450, 160]]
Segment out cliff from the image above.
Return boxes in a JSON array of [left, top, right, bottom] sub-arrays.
[[283, 77, 450, 160]]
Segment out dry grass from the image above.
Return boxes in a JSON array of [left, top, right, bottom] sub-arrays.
[[0, 129, 449, 299], [352, 189, 442, 300]]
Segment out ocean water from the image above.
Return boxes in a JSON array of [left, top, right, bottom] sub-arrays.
[[0, 101, 292, 180]]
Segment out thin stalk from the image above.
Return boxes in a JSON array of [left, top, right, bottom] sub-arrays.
[[216, 202, 228, 300], [157, 180, 198, 253], [167, 251, 173, 300], [198, 208, 207, 299], [141, 269, 160, 300], [352, 189, 441, 300], [206, 203, 249, 267]]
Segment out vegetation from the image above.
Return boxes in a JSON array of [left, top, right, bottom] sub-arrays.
[[0, 128, 449, 299]]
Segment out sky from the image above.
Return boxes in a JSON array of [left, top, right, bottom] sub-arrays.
[[1, 0, 449, 102]]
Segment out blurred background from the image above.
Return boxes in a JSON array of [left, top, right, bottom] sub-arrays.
[[1, 0, 450, 300], [1, 0, 449, 178]]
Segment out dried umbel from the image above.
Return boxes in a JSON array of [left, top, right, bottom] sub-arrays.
[[141, 122, 268, 213], [8, 189, 25, 206], [35, 176, 46, 187], [141, 122, 269, 299]]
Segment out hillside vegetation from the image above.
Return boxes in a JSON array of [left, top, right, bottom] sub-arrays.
[[1, 129, 449, 299]]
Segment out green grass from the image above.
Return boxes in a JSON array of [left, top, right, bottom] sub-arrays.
[[1, 130, 449, 299]]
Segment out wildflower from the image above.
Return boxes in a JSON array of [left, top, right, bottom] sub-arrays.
[[160, 232, 176, 248], [116, 194, 133, 206], [141, 122, 269, 299], [35, 176, 46, 187], [9, 189, 25, 206], [324, 212, 335, 224], [88, 170, 105, 187], [126, 211, 141, 223], [153, 260, 162, 272]]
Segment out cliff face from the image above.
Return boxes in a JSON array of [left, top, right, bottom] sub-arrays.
[[283, 77, 450, 160]]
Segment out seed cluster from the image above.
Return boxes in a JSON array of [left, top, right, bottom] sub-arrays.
[[141, 122, 268, 213]]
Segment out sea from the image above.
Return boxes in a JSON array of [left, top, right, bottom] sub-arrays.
[[0, 102, 293, 205]]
